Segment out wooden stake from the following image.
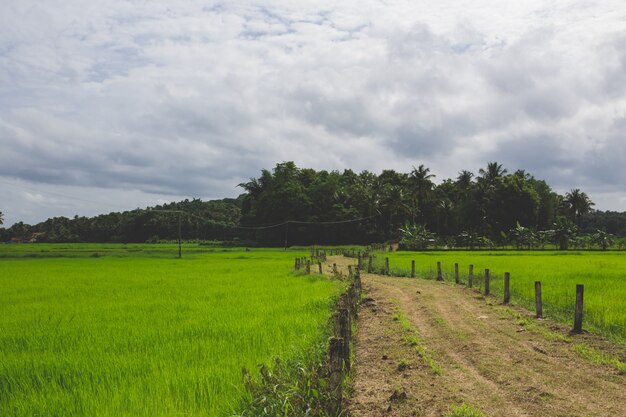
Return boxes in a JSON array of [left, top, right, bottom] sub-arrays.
[[504, 272, 510, 304], [535, 281, 543, 318], [411, 260, 416, 278], [469, 264, 474, 288], [306, 260, 311, 274], [484, 269, 490, 295], [573, 284, 584, 333], [368, 256, 373, 273], [385, 257, 390, 275], [318, 261, 323, 274], [338, 309, 351, 370], [437, 262, 443, 281], [328, 337, 343, 416], [455, 263, 459, 284]]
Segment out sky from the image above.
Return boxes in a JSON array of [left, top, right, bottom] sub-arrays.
[[1, 0, 625, 226]]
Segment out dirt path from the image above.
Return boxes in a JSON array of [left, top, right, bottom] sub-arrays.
[[329, 256, 626, 417]]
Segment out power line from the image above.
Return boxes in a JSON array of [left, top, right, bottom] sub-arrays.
[[149, 209, 378, 230]]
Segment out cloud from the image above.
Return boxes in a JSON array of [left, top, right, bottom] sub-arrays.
[[1, 0, 625, 225]]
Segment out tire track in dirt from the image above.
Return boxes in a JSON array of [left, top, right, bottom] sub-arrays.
[[330, 256, 626, 417]]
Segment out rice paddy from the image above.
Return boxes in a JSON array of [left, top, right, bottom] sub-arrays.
[[0, 246, 343, 416], [373, 251, 626, 342]]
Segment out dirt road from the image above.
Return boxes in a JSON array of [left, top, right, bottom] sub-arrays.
[[329, 257, 626, 417]]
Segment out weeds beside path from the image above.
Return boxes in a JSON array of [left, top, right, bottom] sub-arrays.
[[329, 256, 626, 417]]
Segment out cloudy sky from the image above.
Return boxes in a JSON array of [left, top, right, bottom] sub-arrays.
[[1, 0, 625, 226]]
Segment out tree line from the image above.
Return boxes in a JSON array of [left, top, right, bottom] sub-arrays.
[[1, 161, 625, 247]]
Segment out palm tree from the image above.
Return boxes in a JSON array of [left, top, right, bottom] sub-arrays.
[[0, 211, 3, 226], [456, 170, 474, 189], [564, 189, 595, 226], [479, 162, 507, 185], [409, 164, 435, 224]]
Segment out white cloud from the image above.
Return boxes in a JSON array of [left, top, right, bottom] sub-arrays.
[[1, 0, 625, 225]]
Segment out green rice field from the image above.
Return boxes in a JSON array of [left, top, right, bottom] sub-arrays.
[[0, 245, 343, 416], [373, 251, 626, 342]]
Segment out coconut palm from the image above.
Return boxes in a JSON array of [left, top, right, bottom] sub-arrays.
[[479, 162, 507, 185], [409, 164, 435, 224], [0, 211, 3, 226], [456, 170, 474, 189], [564, 189, 594, 226]]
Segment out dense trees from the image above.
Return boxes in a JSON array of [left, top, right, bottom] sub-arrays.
[[0, 162, 624, 246], [0, 198, 242, 243], [237, 161, 608, 246]]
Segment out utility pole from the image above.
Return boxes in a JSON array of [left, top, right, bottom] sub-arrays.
[[178, 213, 182, 259]]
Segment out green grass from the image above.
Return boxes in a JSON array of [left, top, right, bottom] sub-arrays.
[[390, 299, 442, 375], [444, 402, 486, 417], [374, 251, 626, 342], [0, 246, 343, 416], [573, 344, 626, 374]]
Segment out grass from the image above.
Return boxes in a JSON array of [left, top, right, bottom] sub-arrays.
[[373, 251, 626, 342], [444, 402, 486, 417], [573, 344, 626, 374], [390, 300, 442, 375], [0, 246, 343, 417]]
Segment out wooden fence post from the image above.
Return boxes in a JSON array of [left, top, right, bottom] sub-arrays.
[[385, 257, 390, 275], [355, 269, 361, 295], [455, 263, 459, 284], [328, 337, 343, 416], [368, 256, 373, 273], [348, 265, 353, 279], [535, 281, 543, 318], [333, 263, 338, 275], [338, 309, 351, 370], [358, 253, 362, 270], [469, 264, 474, 288], [437, 262, 443, 281], [318, 261, 323, 274], [573, 284, 584, 333], [504, 272, 510, 304], [411, 260, 416, 278], [306, 260, 311, 274], [295, 258, 300, 270], [484, 269, 490, 295]]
